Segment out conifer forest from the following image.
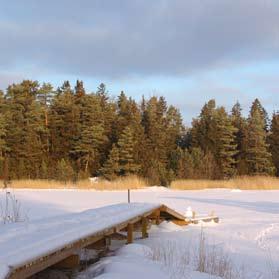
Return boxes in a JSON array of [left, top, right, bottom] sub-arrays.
[[0, 80, 278, 185]]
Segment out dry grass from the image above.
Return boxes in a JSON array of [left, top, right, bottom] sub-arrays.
[[150, 229, 243, 279], [78, 176, 147, 190], [1, 176, 147, 190], [171, 176, 279, 190]]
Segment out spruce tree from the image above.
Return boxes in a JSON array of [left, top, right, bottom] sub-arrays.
[[269, 112, 279, 176], [215, 107, 238, 178], [118, 126, 139, 176], [246, 100, 274, 175], [231, 102, 248, 175], [50, 82, 78, 162], [250, 98, 269, 131], [101, 144, 120, 180], [191, 100, 237, 178]]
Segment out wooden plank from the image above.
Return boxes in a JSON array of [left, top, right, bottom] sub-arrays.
[[54, 254, 80, 269], [190, 216, 219, 224], [160, 205, 186, 220]]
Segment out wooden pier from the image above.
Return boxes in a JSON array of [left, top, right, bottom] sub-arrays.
[[1, 203, 218, 279]]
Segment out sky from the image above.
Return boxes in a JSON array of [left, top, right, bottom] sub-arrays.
[[0, 0, 279, 125]]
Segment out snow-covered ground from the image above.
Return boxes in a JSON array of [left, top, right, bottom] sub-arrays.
[[1, 187, 279, 278]]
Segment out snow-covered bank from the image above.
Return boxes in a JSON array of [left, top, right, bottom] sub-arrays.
[[0, 188, 279, 278], [78, 242, 221, 279]]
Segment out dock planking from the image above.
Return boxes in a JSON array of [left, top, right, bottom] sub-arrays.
[[1, 203, 218, 279]]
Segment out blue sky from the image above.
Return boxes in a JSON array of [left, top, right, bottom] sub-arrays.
[[0, 1, 278, 125]]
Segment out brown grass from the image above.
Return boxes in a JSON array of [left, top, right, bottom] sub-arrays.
[[1, 176, 147, 190], [170, 176, 279, 190], [2, 175, 279, 190]]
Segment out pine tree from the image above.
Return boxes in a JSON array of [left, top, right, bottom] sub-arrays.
[[96, 83, 109, 106], [75, 80, 85, 97], [269, 112, 279, 176], [4, 81, 46, 178], [101, 144, 120, 180], [0, 91, 7, 161], [246, 100, 274, 175], [71, 95, 108, 175]]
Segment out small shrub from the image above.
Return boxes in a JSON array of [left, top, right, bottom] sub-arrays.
[[0, 189, 26, 224]]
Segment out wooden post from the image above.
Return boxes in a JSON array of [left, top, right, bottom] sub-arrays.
[[149, 209, 161, 225], [155, 210, 160, 225], [128, 189, 130, 203], [141, 217, 148, 238], [127, 223, 134, 244]]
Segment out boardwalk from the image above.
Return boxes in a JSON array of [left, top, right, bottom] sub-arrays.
[[0, 202, 217, 279]]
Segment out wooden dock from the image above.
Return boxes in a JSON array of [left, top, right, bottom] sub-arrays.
[[1, 203, 218, 279]]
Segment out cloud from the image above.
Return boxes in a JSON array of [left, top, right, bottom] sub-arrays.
[[0, 0, 279, 78], [0, 72, 25, 90]]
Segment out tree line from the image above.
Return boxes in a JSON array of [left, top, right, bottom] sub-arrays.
[[0, 80, 278, 185]]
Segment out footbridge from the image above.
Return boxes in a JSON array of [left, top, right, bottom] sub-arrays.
[[0, 203, 218, 279]]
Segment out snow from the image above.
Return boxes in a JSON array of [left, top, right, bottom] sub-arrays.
[[1, 188, 279, 278], [230, 189, 242, 193], [77, 243, 221, 279], [185, 206, 193, 218], [0, 202, 160, 279]]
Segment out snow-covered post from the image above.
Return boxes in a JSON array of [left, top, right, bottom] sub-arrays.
[[128, 189, 131, 203]]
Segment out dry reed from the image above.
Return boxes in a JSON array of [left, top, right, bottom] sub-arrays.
[[1, 176, 147, 190], [171, 176, 279, 190]]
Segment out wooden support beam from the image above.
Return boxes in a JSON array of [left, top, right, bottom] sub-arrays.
[[141, 217, 148, 239], [86, 237, 110, 250], [127, 223, 134, 244], [110, 232, 127, 240], [54, 254, 80, 269]]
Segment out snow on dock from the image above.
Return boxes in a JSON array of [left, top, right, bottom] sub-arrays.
[[0, 203, 162, 279]]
